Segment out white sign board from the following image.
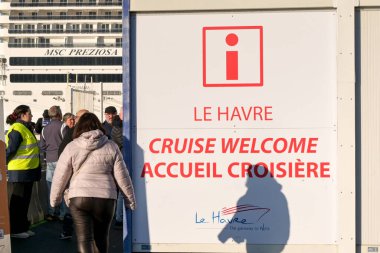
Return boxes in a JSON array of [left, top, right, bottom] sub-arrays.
[[131, 10, 337, 251]]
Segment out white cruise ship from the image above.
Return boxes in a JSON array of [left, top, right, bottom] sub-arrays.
[[0, 0, 123, 128]]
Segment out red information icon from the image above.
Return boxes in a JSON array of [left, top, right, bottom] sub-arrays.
[[202, 26, 263, 87], [225, 33, 239, 80]]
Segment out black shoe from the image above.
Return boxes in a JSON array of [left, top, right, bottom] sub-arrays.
[[59, 232, 72, 240]]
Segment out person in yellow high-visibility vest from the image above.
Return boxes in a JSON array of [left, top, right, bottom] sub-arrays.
[[5, 105, 41, 239]]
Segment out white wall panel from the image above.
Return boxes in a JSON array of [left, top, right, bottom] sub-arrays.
[[358, 8, 380, 246]]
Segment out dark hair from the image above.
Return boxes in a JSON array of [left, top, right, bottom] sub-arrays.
[[104, 106, 117, 114], [73, 112, 105, 139], [42, 109, 49, 118], [6, 105, 30, 125]]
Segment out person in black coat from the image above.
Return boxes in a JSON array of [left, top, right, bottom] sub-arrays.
[[111, 115, 122, 150], [102, 106, 117, 139], [35, 109, 50, 134]]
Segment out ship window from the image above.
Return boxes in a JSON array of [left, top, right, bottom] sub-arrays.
[[42, 90, 63, 95], [13, 90, 32, 95], [112, 24, 121, 33], [10, 74, 122, 83], [82, 24, 93, 32], [24, 38, 34, 47], [89, 12, 96, 20], [56, 24, 64, 32], [14, 38, 22, 46], [38, 38, 50, 47], [73, 24, 80, 29], [103, 90, 121, 96], [0, 91, 5, 95], [99, 24, 109, 32], [42, 24, 50, 33], [116, 38, 122, 47], [10, 57, 122, 66], [65, 37, 73, 46], [25, 24, 34, 33]]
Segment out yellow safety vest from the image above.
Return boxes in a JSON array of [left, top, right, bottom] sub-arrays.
[[6, 122, 40, 171]]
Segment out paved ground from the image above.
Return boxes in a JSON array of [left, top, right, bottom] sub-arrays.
[[10, 220, 123, 253]]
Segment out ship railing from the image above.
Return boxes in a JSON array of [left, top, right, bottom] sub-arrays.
[[8, 29, 122, 34], [9, 29, 34, 33], [10, 2, 121, 7], [8, 43, 122, 48], [10, 15, 122, 20]]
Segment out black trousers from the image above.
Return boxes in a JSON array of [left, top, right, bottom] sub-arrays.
[[9, 182, 34, 234], [70, 197, 116, 253]]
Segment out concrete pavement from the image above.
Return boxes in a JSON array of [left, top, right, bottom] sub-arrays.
[[10, 220, 123, 253]]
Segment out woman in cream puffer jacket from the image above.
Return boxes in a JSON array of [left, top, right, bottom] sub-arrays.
[[50, 112, 135, 253]]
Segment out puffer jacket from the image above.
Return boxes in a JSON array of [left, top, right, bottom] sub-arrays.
[[50, 129, 136, 210]]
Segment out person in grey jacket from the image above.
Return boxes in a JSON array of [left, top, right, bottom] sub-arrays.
[[50, 112, 136, 253], [39, 105, 65, 220]]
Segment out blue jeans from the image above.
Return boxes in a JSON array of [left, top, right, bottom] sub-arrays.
[[46, 162, 66, 218]]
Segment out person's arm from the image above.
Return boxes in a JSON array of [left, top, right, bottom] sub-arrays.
[[39, 128, 47, 152], [6, 130, 23, 164], [50, 146, 73, 207], [113, 144, 136, 210]]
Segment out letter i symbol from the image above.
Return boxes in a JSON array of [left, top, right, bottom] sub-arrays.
[[226, 33, 239, 80]]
